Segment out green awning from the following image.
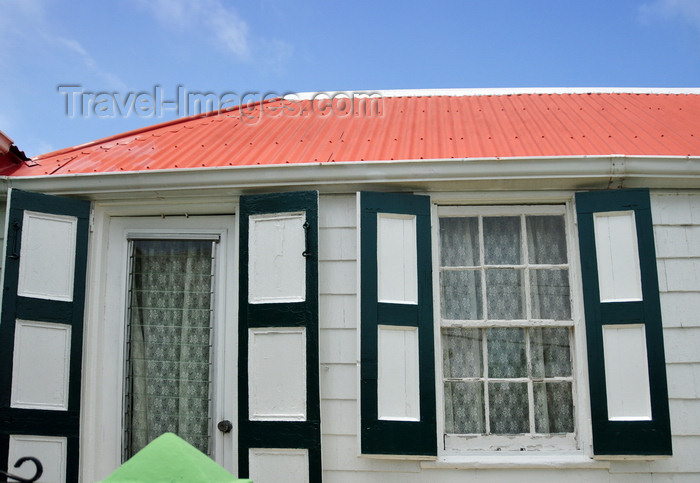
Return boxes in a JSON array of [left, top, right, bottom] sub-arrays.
[[100, 433, 251, 482]]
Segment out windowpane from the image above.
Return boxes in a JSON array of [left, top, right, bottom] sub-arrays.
[[530, 327, 572, 378], [483, 216, 521, 265], [442, 328, 482, 378], [487, 328, 527, 378], [444, 381, 485, 433], [534, 381, 574, 433], [488, 382, 529, 434], [529, 269, 571, 320], [125, 240, 214, 458], [440, 217, 479, 267], [486, 268, 525, 319], [440, 270, 483, 320], [526, 216, 567, 264], [439, 208, 575, 446]]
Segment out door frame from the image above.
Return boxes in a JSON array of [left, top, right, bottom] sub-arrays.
[[81, 203, 238, 482]]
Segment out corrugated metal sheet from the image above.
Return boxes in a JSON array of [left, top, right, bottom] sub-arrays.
[[2, 92, 699, 176]]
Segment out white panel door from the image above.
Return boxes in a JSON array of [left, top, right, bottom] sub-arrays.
[[87, 215, 238, 481]]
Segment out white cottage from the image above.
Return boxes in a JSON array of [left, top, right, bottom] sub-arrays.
[[0, 88, 699, 482]]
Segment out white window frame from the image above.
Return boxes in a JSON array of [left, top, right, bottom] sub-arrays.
[[431, 197, 593, 460]]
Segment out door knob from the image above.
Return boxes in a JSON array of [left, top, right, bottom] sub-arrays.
[[217, 420, 233, 433]]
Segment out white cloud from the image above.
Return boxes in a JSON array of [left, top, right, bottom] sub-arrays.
[[55, 37, 126, 90], [640, 0, 700, 32], [134, 0, 252, 60], [0, 0, 125, 88]]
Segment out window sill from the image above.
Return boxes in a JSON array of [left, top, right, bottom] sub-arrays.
[[592, 454, 672, 461], [421, 453, 610, 470]]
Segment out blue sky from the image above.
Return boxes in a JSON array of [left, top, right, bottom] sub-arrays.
[[1, 0, 699, 157]]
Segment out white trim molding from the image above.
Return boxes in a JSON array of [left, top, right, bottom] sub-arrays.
[[1, 155, 699, 200]]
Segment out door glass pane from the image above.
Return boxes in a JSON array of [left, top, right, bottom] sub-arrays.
[[124, 240, 214, 459]]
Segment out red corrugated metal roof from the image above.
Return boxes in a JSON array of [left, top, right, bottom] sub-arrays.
[[2, 92, 699, 177]]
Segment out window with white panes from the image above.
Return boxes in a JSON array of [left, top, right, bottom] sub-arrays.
[[437, 205, 576, 452]]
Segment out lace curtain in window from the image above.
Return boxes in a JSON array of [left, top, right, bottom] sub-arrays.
[[440, 214, 574, 437], [125, 239, 214, 458]]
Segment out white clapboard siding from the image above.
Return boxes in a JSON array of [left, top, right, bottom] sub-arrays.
[[662, 328, 700, 364], [636, 193, 700, 479], [320, 195, 427, 479], [320, 329, 356, 365], [589, 194, 700, 480], [314, 193, 700, 481], [669, 400, 700, 436], [659, 292, 700, 328], [318, 196, 358, 411], [322, 435, 421, 473], [320, 294, 357, 329], [666, 363, 700, 399], [318, 195, 359, 413]]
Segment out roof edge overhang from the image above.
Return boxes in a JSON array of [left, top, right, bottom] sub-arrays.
[[1, 155, 699, 200]]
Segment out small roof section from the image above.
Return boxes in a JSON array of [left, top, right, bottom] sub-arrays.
[[0, 130, 29, 168], [2, 89, 699, 177], [99, 433, 248, 482]]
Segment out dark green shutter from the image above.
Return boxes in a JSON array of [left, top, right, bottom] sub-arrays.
[[238, 191, 321, 481], [359, 192, 436, 457], [576, 188, 672, 456], [0, 189, 90, 481]]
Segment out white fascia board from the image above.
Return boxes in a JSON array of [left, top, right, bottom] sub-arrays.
[[1, 155, 699, 200]]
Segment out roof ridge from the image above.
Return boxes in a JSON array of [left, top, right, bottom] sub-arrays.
[[290, 87, 700, 99]]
